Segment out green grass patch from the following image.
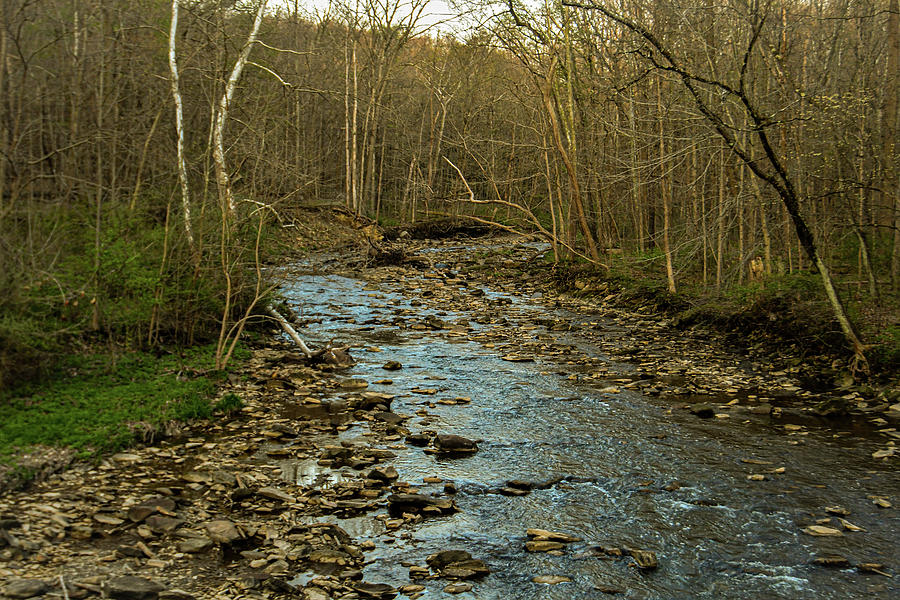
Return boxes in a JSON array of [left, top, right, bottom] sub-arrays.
[[0, 343, 237, 461], [215, 392, 244, 415]]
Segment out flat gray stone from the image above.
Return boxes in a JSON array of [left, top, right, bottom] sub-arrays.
[[176, 536, 213, 554], [105, 576, 166, 600], [204, 520, 240, 544], [4, 579, 49, 599]]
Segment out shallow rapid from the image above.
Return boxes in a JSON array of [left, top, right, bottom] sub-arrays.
[[278, 259, 898, 600]]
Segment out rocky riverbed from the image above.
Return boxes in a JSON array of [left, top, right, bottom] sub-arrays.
[[1, 235, 897, 600]]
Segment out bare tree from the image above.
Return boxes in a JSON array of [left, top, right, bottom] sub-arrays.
[[169, 0, 195, 250], [561, 0, 869, 364]]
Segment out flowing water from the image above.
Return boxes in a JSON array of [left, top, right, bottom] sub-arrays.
[[278, 262, 898, 600]]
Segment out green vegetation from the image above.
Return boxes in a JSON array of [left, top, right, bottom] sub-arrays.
[[215, 392, 245, 415], [0, 344, 246, 461], [553, 252, 900, 379], [870, 325, 900, 374]]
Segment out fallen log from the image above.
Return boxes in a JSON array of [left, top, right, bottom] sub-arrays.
[[266, 305, 313, 358]]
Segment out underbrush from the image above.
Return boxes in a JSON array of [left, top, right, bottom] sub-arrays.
[[0, 344, 248, 462], [0, 198, 277, 390]]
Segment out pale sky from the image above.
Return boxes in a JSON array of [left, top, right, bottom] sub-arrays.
[[289, 0, 494, 35]]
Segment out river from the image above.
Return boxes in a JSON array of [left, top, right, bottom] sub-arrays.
[[277, 245, 898, 600]]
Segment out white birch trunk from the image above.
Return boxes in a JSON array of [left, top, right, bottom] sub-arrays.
[[213, 0, 267, 214], [168, 0, 194, 247]]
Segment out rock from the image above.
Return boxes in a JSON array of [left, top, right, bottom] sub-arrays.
[[158, 591, 196, 600], [4, 579, 49, 599], [145, 515, 184, 534], [532, 575, 572, 584], [837, 518, 865, 532], [405, 434, 430, 447], [374, 411, 404, 425], [526, 528, 581, 543], [802, 525, 843, 537], [434, 434, 478, 455], [689, 404, 715, 418], [303, 589, 330, 600], [507, 480, 533, 490], [443, 583, 472, 594], [400, 585, 425, 594], [813, 555, 851, 568], [382, 361, 402, 370], [204, 520, 242, 544], [629, 549, 658, 569], [309, 549, 352, 565], [360, 392, 396, 410], [257, 487, 296, 503], [811, 398, 850, 418], [427, 550, 472, 570], [93, 513, 125, 526], [104, 576, 166, 600], [526, 541, 565, 552], [858, 563, 890, 576], [387, 494, 457, 517], [176, 536, 213, 553], [408, 566, 430, 579], [352, 582, 397, 599], [368, 466, 399, 482], [127, 497, 177, 522]]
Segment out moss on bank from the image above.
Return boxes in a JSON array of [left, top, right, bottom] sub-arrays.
[[0, 344, 248, 470]]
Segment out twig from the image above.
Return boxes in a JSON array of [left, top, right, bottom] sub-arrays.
[[59, 575, 70, 600]]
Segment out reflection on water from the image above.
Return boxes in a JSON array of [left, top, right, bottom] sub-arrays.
[[278, 267, 899, 600]]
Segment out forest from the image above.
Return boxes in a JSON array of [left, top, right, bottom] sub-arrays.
[[1, 2, 899, 597], [1, 0, 898, 382]]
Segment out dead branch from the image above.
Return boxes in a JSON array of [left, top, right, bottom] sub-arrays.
[[442, 156, 606, 268], [266, 305, 313, 358]]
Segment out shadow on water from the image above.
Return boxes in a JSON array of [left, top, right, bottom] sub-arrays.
[[277, 270, 899, 600]]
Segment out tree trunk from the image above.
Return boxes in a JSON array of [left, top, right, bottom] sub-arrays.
[[168, 0, 194, 248], [212, 0, 267, 215], [886, 0, 899, 290], [657, 77, 676, 293]]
